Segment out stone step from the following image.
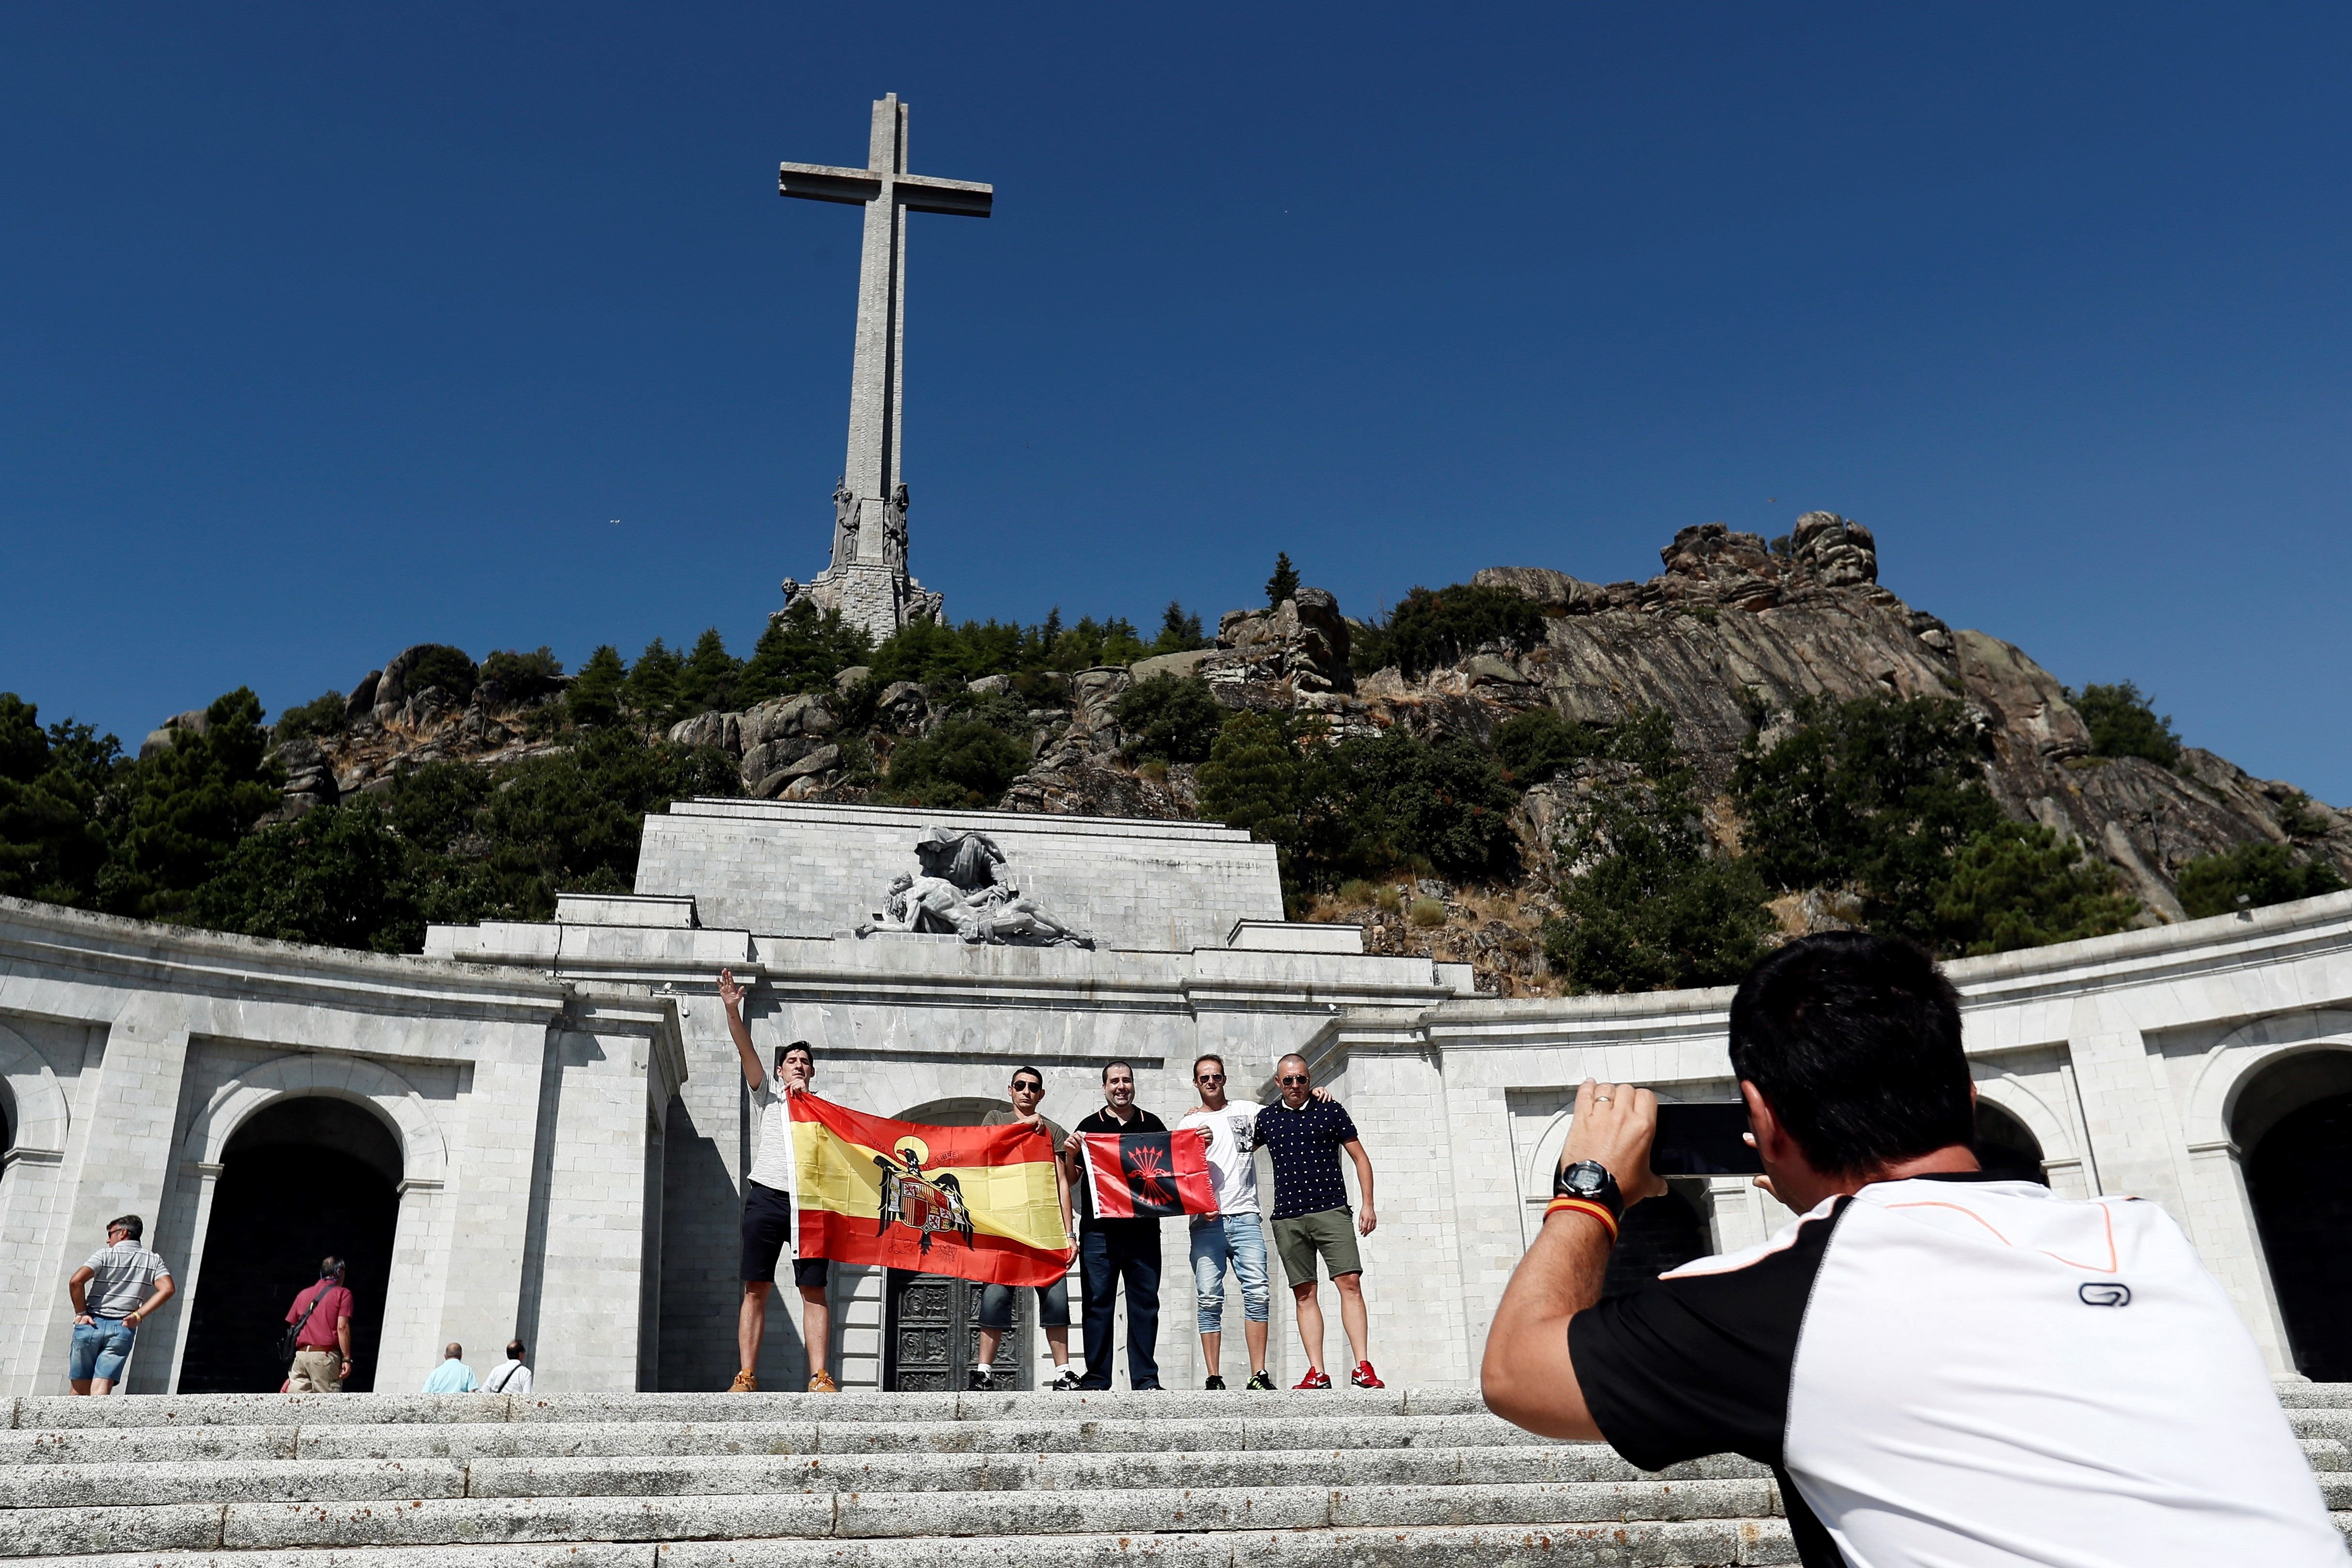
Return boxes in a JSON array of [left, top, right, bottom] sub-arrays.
[[1, 1480, 1794, 1557], [0, 1519, 1805, 1568], [0, 1446, 1786, 1509], [0, 1415, 1572, 1466], [3, 1391, 1452, 1432]]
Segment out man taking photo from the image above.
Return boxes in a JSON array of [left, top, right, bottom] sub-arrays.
[[1482, 932, 2343, 1567]]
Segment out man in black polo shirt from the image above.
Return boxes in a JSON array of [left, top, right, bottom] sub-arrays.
[[1062, 1059, 1166, 1390], [1482, 933, 2343, 1568], [1256, 1053, 1381, 1389]]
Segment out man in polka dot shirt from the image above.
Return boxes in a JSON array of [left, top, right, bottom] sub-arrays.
[[1255, 1053, 1381, 1389]]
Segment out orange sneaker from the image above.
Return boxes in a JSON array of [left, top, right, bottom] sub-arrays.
[[806, 1369, 839, 1393], [727, 1369, 758, 1392]]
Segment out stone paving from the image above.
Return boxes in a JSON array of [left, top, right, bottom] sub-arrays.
[[2, 1387, 2348, 1566]]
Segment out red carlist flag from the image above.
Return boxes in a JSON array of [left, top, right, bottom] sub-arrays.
[[1081, 1130, 1218, 1220], [791, 1093, 1070, 1287]]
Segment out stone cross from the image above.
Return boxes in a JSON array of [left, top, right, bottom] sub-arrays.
[[780, 95, 991, 595]]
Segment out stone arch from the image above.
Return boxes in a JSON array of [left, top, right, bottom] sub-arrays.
[[0, 1020, 71, 1159], [178, 1052, 447, 1183], [894, 1095, 1007, 1129], [1969, 1073, 2074, 1174], [2183, 1010, 2352, 1151]]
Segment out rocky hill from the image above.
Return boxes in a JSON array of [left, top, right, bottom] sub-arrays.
[[244, 513, 2351, 991]]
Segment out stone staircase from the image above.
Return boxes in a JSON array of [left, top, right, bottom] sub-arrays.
[[2, 1384, 2347, 1567]]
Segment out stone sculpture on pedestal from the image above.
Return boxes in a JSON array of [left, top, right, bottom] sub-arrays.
[[860, 828, 1095, 948]]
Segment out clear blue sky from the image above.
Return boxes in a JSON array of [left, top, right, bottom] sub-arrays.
[[4, 4, 2348, 798]]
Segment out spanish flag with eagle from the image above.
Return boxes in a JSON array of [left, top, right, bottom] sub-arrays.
[[791, 1092, 1071, 1287]]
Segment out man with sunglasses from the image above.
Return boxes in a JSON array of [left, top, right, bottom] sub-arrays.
[[1257, 1054, 1381, 1389], [718, 967, 834, 1393], [1177, 1054, 1274, 1390], [976, 1065, 1082, 1390]]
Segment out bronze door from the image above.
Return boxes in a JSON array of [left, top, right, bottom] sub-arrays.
[[883, 1269, 1030, 1390]]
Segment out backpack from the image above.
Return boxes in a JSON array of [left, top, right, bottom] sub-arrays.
[[277, 1280, 337, 1364]]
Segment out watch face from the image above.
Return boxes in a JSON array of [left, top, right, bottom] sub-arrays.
[[1565, 1163, 1605, 1197]]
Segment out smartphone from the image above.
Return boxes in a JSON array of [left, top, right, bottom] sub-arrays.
[[1649, 1101, 1762, 1176]]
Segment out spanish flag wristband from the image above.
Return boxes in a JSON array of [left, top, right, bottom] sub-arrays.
[[1545, 1195, 1619, 1241]]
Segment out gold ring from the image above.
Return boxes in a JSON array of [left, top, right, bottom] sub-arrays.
[[1594, 1095, 1613, 1103]]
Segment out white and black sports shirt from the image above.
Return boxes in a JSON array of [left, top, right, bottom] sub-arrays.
[[1568, 1173, 2345, 1567]]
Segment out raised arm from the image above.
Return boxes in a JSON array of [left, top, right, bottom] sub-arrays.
[[718, 968, 763, 1092], [1481, 1079, 1665, 1440], [1343, 1140, 1377, 1235]]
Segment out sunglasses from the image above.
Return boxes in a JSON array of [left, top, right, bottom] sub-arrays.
[[1279, 1074, 1310, 1086], [1011, 1081, 1043, 1093], [1195, 1073, 1225, 1084]]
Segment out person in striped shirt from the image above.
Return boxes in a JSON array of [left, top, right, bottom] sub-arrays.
[[66, 1215, 175, 1396]]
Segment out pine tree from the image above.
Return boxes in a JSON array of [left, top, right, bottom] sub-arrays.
[[624, 639, 683, 727], [677, 628, 740, 716], [567, 646, 628, 729], [736, 601, 871, 707], [1153, 600, 1206, 654], [1266, 553, 1300, 608]]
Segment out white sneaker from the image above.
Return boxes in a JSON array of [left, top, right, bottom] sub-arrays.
[[1045, 1367, 1082, 1391]]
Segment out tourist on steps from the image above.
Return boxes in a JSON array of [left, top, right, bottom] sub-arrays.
[[480, 1339, 533, 1395], [972, 1064, 1082, 1391], [282, 1256, 353, 1393], [1482, 932, 2346, 1568], [422, 1344, 477, 1393], [1178, 1054, 1274, 1391], [1063, 1060, 1166, 1390], [718, 967, 836, 1393], [1257, 1055, 1381, 1389], [65, 1215, 175, 1396]]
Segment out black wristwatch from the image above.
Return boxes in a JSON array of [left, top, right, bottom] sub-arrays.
[[1554, 1160, 1624, 1222]]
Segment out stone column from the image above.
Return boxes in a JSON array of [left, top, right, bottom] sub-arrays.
[[0, 1144, 69, 1395], [377, 1177, 448, 1391], [2182, 1137, 2298, 1375]]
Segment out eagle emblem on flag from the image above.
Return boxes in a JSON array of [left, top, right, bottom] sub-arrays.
[[872, 1136, 975, 1254]]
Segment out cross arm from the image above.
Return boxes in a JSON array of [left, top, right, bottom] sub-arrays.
[[892, 174, 993, 219], [779, 162, 883, 206]]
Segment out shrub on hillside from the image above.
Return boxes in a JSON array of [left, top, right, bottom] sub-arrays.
[[1732, 693, 2003, 945], [1328, 727, 1521, 885], [1116, 675, 1225, 764], [1356, 584, 1546, 678], [0, 694, 117, 907], [1493, 708, 1602, 784], [882, 720, 1029, 809], [478, 648, 564, 709], [404, 645, 478, 704], [1542, 716, 1773, 993], [738, 601, 872, 706], [273, 690, 347, 743], [676, 629, 741, 716], [93, 688, 283, 922], [2070, 681, 2181, 769], [1931, 822, 2139, 955], [2176, 843, 2347, 920]]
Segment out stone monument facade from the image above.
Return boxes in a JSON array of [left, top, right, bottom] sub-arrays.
[[773, 94, 986, 641]]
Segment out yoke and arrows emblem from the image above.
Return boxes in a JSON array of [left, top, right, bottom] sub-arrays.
[[1123, 1143, 1177, 1207], [872, 1134, 975, 1255]]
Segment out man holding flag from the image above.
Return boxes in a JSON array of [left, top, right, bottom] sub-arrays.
[[1062, 1061, 1198, 1391], [719, 969, 833, 1393]]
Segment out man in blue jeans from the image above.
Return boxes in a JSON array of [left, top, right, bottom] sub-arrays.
[[1062, 1060, 1165, 1390], [66, 1215, 175, 1396], [1177, 1053, 1274, 1390], [975, 1064, 1082, 1390]]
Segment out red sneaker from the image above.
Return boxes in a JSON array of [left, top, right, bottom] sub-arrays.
[[1350, 1361, 1386, 1389], [1292, 1367, 1332, 1390]]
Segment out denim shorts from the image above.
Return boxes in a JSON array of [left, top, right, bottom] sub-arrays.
[[69, 1318, 136, 1383], [1190, 1213, 1272, 1331]]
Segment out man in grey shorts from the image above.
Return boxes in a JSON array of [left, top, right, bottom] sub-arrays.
[[976, 1064, 1081, 1390], [1255, 1054, 1381, 1389]]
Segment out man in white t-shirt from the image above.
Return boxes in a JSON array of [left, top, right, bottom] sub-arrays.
[[719, 967, 834, 1393], [1177, 1053, 1274, 1391], [1483, 932, 2346, 1568], [479, 1339, 533, 1396]]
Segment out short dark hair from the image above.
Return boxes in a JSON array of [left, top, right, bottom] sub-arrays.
[[1276, 1053, 1309, 1072], [1010, 1065, 1046, 1090], [1102, 1059, 1134, 1083], [1193, 1054, 1226, 1077], [507, 1339, 526, 1361], [107, 1214, 143, 1241], [321, 1255, 345, 1277], [1728, 933, 1972, 1178], [778, 1040, 816, 1068]]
